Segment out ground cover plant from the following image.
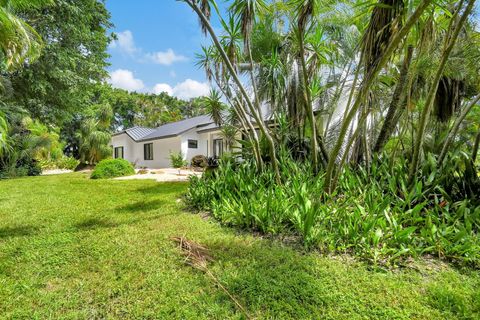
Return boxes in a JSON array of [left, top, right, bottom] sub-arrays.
[[0, 174, 479, 319], [181, 0, 480, 269], [187, 153, 480, 267], [90, 158, 135, 179]]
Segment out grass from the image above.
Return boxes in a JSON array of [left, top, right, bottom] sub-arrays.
[[0, 173, 479, 319]]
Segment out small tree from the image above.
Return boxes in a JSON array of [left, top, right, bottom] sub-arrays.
[[169, 151, 187, 174]]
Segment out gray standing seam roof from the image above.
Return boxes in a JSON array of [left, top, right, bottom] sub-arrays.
[[125, 127, 156, 141], [112, 115, 216, 142], [140, 114, 213, 141]]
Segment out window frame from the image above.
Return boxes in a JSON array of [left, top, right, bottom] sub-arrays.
[[144, 143, 153, 160], [188, 139, 198, 149], [114, 146, 124, 159], [213, 139, 223, 158]]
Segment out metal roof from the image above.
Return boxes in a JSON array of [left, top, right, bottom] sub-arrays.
[[113, 108, 276, 142], [140, 115, 214, 141], [112, 126, 156, 141]]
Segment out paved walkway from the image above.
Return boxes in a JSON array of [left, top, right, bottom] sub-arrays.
[[114, 168, 202, 182]]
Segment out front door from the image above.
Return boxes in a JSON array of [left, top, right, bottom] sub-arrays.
[[213, 139, 223, 158]]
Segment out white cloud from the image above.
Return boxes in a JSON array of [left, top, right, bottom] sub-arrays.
[[153, 83, 173, 95], [108, 69, 145, 92], [169, 70, 177, 78], [152, 79, 210, 99], [109, 30, 137, 55], [148, 49, 188, 66], [172, 79, 210, 99]]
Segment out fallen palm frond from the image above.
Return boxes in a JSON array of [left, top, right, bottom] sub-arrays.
[[170, 236, 251, 319]]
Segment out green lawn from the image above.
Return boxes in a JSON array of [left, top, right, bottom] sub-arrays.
[[0, 174, 479, 319]]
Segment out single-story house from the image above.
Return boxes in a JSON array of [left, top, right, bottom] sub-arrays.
[[110, 115, 228, 168]]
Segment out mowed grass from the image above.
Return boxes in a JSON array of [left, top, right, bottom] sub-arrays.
[[0, 174, 479, 319]]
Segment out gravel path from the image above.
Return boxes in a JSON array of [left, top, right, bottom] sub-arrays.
[[114, 168, 202, 182]]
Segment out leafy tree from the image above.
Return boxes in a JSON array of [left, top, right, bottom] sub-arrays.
[[6, 0, 113, 126]]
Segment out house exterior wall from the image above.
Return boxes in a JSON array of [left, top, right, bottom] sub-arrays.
[[135, 136, 181, 168], [110, 128, 241, 169], [180, 128, 209, 164], [110, 133, 181, 168], [111, 133, 136, 162]]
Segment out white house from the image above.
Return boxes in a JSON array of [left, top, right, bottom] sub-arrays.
[[110, 115, 227, 168]]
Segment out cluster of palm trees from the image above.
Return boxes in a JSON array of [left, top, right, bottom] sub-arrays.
[[183, 0, 480, 192], [0, 0, 50, 163]]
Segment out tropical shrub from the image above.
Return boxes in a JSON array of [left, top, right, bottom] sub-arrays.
[[56, 156, 80, 170], [90, 158, 135, 179], [169, 151, 187, 169], [186, 153, 480, 267]]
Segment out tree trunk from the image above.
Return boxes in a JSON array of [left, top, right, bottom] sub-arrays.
[[472, 130, 480, 162], [324, 0, 432, 193], [186, 0, 281, 183], [298, 29, 319, 172], [409, 0, 475, 181], [374, 45, 414, 153], [438, 93, 480, 165]]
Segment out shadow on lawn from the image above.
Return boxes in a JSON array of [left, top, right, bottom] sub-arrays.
[[74, 218, 118, 231], [116, 199, 166, 213], [0, 225, 38, 239]]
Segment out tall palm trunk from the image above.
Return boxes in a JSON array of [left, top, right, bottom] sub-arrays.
[[374, 45, 414, 153], [298, 30, 320, 171], [185, 0, 281, 183], [409, 0, 475, 181], [438, 93, 480, 165], [324, 0, 432, 193], [215, 76, 264, 169], [472, 130, 480, 162]]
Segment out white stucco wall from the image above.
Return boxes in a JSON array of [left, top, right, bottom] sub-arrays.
[[110, 134, 181, 169], [110, 128, 242, 169], [110, 133, 136, 162], [180, 128, 209, 164], [135, 136, 182, 168]]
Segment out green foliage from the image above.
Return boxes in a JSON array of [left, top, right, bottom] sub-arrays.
[[90, 158, 134, 179], [0, 0, 50, 71], [187, 153, 480, 267], [169, 151, 187, 169], [1, 174, 479, 319], [6, 0, 113, 126]]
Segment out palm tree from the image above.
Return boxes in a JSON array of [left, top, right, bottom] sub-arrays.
[[373, 45, 414, 153], [0, 0, 50, 70], [409, 0, 475, 181], [204, 89, 225, 126], [77, 118, 111, 164], [220, 124, 238, 151], [181, 0, 282, 183], [323, 0, 433, 192], [0, 112, 10, 156]]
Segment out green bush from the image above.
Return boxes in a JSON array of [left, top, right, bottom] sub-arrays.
[[90, 158, 135, 179], [39, 156, 80, 171], [186, 153, 480, 267], [169, 151, 187, 169], [57, 156, 80, 170]]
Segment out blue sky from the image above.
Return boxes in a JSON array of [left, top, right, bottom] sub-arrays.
[[106, 1, 225, 100]]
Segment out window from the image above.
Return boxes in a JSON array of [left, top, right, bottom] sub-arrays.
[[213, 139, 223, 158], [144, 143, 153, 160], [114, 147, 124, 159], [188, 139, 198, 149]]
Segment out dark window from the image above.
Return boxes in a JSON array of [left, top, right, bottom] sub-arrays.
[[188, 139, 198, 149], [144, 143, 153, 160], [114, 147, 124, 159]]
